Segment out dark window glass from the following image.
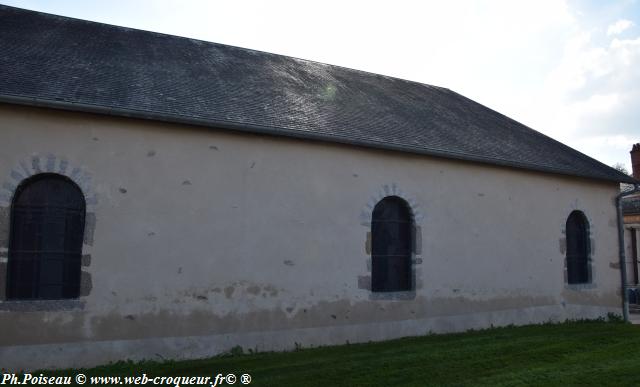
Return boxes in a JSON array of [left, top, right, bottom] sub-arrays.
[[566, 210, 589, 284], [7, 174, 85, 300], [371, 196, 412, 292]]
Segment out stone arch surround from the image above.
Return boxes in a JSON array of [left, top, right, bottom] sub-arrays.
[[0, 154, 97, 304]]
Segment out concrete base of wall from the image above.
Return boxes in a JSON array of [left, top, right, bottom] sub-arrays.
[[0, 304, 619, 371]]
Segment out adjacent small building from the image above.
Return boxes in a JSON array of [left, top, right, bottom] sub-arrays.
[[623, 145, 640, 304], [0, 6, 637, 370]]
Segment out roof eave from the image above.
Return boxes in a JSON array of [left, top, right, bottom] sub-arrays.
[[1, 93, 636, 185]]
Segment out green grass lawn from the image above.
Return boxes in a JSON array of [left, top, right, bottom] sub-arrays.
[[42, 320, 640, 386]]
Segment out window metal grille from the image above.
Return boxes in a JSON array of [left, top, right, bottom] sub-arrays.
[[566, 211, 589, 284], [371, 196, 412, 292], [7, 174, 85, 300]]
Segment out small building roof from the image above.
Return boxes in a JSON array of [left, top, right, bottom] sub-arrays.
[[624, 197, 640, 215], [0, 5, 636, 184]]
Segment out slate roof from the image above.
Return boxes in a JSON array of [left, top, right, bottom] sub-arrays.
[[624, 197, 640, 215], [0, 5, 636, 184]]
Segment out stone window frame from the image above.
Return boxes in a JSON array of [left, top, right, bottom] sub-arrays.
[[7, 173, 86, 300], [358, 184, 423, 300], [0, 155, 97, 311], [560, 207, 596, 290]]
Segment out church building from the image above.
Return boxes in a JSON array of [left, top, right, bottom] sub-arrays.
[[0, 5, 637, 370]]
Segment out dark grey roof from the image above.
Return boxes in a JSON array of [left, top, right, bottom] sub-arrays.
[[624, 197, 640, 215], [0, 5, 636, 184]]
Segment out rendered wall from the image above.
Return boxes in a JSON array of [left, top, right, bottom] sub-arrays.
[[0, 104, 623, 370]]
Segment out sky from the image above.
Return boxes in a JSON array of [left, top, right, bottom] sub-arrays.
[[3, 0, 640, 172]]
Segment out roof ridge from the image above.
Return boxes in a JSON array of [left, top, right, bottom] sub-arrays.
[[0, 4, 636, 184], [0, 4, 445, 92], [443, 88, 630, 179]]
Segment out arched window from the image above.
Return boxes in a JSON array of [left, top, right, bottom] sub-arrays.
[[566, 210, 589, 284], [6, 174, 85, 300], [371, 196, 412, 292]]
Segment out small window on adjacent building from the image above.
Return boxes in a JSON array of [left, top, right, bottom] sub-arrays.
[[566, 210, 590, 284], [371, 196, 412, 292], [6, 174, 85, 300]]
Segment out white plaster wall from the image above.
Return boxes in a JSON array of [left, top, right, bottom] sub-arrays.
[[0, 104, 624, 370]]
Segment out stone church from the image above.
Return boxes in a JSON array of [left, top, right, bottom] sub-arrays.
[[0, 5, 637, 370]]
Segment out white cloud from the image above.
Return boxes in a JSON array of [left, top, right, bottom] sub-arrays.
[[607, 19, 634, 36], [523, 19, 640, 171], [571, 93, 620, 115]]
